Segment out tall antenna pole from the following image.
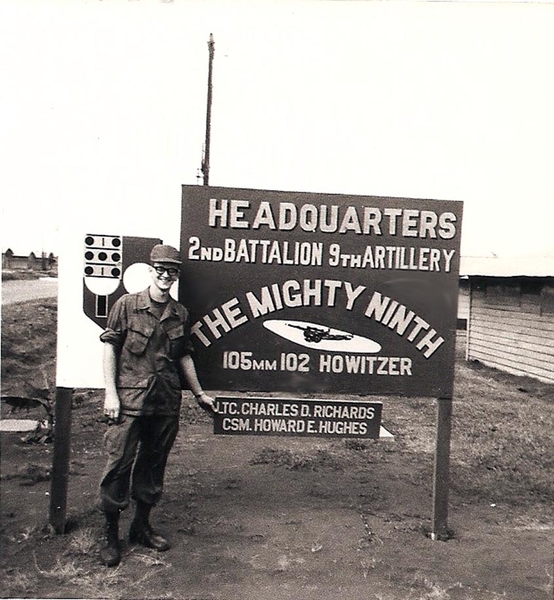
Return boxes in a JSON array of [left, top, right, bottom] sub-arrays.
[[201, 33, 215, 186]]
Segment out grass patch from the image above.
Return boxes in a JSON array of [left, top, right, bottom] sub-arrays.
[[343, 438, 371, 452], [375, 358, 554, 506], [65, 527, 97, 556], [1, 270, 42, 281], [0, 568, 40, 596], [450, 362, 554, 504], [1, 463, 51, 485], [34, 555, 85, 582], [131, 552, 172, 568], [250, 446, 347, 471], [1, 299, 57, 400]]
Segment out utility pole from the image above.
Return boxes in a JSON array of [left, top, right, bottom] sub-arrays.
[[201, 33, 215, 186]]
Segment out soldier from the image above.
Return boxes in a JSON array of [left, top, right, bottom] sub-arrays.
[[98, 244, 216, 567]]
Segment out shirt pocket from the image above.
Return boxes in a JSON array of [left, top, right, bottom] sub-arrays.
[[125, 322, 155, 355], [166, 324, 186, 358], [117, 376, 154, 413]]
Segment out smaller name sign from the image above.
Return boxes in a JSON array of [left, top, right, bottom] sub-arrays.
[[213, 396, 383, 439]]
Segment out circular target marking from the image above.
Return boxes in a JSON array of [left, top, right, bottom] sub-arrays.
[[84, 276, 120, 296], [123, 263, 151, 294]]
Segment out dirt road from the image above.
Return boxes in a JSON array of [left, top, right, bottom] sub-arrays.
[[1, 278, 58, 305]]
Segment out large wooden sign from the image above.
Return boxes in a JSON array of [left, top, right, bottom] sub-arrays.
[[180, 185, 463, 398]]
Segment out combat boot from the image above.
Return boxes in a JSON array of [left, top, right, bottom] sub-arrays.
[[129, 500, 170, 551], [99, 511, 121, 567]]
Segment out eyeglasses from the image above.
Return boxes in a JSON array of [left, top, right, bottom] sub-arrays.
[[152, 265, 180, 277]]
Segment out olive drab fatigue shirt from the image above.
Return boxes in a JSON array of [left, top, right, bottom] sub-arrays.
[[99, 288, 194, 417]]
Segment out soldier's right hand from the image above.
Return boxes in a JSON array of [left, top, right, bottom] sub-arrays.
[[103, 392, 121, 423]]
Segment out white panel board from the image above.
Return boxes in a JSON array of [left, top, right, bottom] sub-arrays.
[[56, 227, 177, 388]]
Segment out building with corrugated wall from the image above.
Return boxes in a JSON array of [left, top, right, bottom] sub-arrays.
[[457, 277, 470, 329], [461, 256, 554, 384]]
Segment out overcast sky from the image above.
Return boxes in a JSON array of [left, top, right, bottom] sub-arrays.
[[1, 0, 554, 258]]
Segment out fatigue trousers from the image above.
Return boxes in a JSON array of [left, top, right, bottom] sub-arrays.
[[99, 414, 179, 513]]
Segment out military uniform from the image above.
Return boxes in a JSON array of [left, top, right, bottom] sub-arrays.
[[98, 287, 193, 513], [98, 244, 216, 567]]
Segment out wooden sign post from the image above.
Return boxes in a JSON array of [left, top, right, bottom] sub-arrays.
[[432, 397, 453, 540], [49, 387, 73, 534]]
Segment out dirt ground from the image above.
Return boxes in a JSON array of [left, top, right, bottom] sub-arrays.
[[1, 298, 553, 600]]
